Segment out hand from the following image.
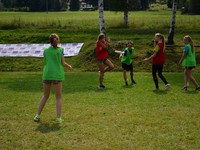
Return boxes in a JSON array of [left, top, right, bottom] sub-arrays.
[[119, 54, 122, 59], [68, 65, 73, 71], [143, 58, 149, 61], [177, 62, 181, 69]]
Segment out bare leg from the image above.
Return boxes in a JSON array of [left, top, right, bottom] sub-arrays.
[[184, 69, 189, 87], [104, 59, 114, 72], [186, 69, 199, 88], [98, 63, 105, 86], [123, 70, 127, 82], [53, 82, 62, 118], [37, 83, 51, 115]]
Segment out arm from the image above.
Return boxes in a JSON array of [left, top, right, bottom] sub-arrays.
[[144, 52, 157, 61], [119, 49, 127, 59], [61, 55, 72, 71], [178, 46, 189, 66], [144, 45, 159, 61], [99, 41, 108, 50], [178, 52, 187, 66]]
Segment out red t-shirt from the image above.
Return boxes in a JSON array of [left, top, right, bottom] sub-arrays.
[[152, 43, 165, 65], [96, 40, 108, 60]]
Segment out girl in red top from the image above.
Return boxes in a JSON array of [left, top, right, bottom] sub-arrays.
[[144, 33, 170, 91], [96, 33, 114, 89]]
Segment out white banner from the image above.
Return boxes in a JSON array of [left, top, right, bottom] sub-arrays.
[[0, 43, 83, 57]]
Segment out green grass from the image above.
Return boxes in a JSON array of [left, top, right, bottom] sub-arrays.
[[0, 72, 200, 149], [0, 11, 200, 72]]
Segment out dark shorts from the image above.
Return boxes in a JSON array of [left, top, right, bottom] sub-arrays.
[[122, 63, 133, 71], [97, 59, 107, 64], [43, 80, 62, 84], [185, 66, 195, 70]]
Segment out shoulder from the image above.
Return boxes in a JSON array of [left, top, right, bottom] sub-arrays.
[[184, 45, 190, 53]]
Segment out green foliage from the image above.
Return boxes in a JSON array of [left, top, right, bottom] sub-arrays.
[[0, 11, 200, 72], [0, 72, 200, 149], [70, 0, 80, 11]]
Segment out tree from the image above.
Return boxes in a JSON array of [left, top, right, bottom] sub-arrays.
[[190, 0, 200, 14], [85, 0, 98, 7], [70, 0, 79, 11], [140, 0, 149, 10], [109, 0, 136, 27], [0, 0, 4, 10], [98, 0, 105, 35], [167, 0, 173, 8], [29, 0, 46, 11], [167, 0, 178, 44]]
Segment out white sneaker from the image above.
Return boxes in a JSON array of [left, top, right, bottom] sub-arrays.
[[165, 84, 170, 90]]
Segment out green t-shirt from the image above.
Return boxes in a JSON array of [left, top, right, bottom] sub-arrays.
[[42, 46, 65, 80], [121, 47, 134, 65], [182, 44, 196, 67]]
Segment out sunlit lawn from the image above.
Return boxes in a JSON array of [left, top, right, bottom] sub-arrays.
[[0, 72, 199, 149]]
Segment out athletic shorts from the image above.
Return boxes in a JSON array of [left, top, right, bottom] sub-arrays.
[[122, 63, 133, 71], [185, 66, 195, 70], [43, 80, 62, 84], [96, 59, 107, 64]]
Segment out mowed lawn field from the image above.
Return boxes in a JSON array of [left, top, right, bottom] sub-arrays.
[[0, 72, 200, 149]]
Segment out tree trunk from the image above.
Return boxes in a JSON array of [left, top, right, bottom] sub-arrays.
[[98, 0, 106, 35], [124, 0, 129, 27], [167, 0, 178, 45]]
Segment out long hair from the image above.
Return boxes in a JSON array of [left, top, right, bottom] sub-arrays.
[[49, 33, 60, 48], [155, 33, 165, 51], [184, 35, 194, 52]]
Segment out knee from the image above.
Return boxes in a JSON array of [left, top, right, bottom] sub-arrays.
[[110, 64, 114, 70], [158, 73, 162, 78]]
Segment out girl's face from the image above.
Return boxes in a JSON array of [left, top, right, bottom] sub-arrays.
[[154, 35, 159, 42], [127, 42, 133, 48], [183, 37, 188, 44], [100, 36, 105, 41]]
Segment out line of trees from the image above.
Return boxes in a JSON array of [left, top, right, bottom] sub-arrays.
[[0, 0, 199, 14]]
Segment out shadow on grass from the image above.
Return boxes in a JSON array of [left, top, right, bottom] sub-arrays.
[[153, 89, 168, 95], [0, 72, 98, 94], [182, 90, 199, 95], [35, 123, 61, 133]]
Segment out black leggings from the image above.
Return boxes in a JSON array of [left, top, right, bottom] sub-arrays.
[[152, 64, 168, 89]]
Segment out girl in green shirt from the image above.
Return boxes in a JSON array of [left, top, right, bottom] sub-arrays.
[[34, 34, 72, 123], [178, 35, 200, 91]]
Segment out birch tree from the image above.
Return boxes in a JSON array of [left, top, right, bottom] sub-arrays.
[[98, 0, 106, 35], [124, 0, 129, 27], [167, 0, 178, 44]]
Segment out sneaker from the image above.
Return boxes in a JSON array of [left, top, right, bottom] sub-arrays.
[[125, 81, 128, 86], [34, 115, 40, 122], [165, 84, 170, 90], [131, 80, 136, 84], [56, 118, 62, 124], [195, 86, 200, 91], [98, 85, 105, 89], [181, 86, 187, 91], [153, 88, 159, 92]]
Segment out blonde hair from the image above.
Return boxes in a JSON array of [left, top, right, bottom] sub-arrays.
[[184, 35, 194, 52], [155, 33, 165, 50], [155, 33, 165, 43], [49, 33, 60, 48]]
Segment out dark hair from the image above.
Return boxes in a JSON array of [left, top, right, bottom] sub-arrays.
[[98, 33, 105, 41]]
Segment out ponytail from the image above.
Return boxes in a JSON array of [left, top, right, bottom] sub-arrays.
[[49, 33, 60, 48]]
